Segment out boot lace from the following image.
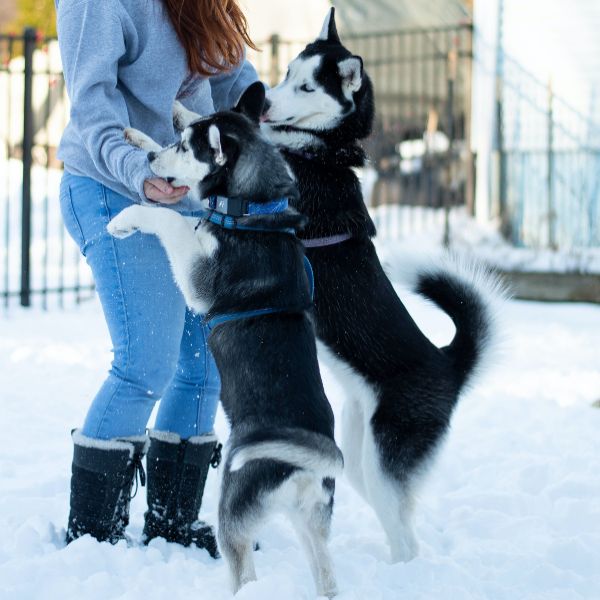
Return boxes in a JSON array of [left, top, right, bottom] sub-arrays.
[[129, 453, 147, 500], [210, 443, 223, 469]]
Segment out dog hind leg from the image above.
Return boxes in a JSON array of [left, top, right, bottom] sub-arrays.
[[341, 396, 367, 498], [219, 532, 257, 594], [218, 503, 260, 594], [292, 493, 338, 598], [217, 471, 263, 595], [362, 427, 419, 563]]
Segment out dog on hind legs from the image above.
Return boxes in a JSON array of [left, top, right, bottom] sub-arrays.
[[107, 82, 342, 597], [261, 8, 506, 563]]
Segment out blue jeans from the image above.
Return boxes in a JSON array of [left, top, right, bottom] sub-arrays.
[[59, 172, 220, 440]]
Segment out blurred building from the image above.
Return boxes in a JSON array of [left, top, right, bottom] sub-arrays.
[[0, 0, 17, 31], [242, 0, 472, 38]]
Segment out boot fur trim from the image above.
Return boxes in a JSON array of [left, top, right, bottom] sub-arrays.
[[72, 429, 149, 458], [148, 429, 218, 446]]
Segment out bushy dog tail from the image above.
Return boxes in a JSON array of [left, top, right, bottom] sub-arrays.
[[229, 433, 343, 479], [415, 255, 507, 389]]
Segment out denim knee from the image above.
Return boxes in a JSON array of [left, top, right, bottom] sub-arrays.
[[109, 339, 181, 402]]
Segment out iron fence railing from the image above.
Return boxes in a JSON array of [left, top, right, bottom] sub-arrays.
[[1, 24, 473, 309], [498, 54, 600, 249], [1, 29, 94, 310], [249, 25, 474, 217]]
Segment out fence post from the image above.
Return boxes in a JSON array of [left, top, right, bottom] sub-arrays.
[[547, 78, 556, 250], [494, 0, 509, 237], [463, 22, 476, 215], [269, 34, 280, 88], [443, 47, 457, 247], [20, 27, 36, 307]]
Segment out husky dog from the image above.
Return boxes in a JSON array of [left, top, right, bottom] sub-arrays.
[[262, 9, 504, 563], [107, 83, 342, 597]]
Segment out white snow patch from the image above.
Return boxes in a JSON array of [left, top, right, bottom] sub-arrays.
[[371, 205, 600, 274], [1, 260, 599, 598]]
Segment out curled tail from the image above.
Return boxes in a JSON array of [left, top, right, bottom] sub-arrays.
[[229, 430, 343, 479], [415, 255, 507, 388]]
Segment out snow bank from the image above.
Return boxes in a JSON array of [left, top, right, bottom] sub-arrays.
[[371, 205, 600, 275]]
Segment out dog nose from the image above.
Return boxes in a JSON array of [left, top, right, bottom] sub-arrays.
[[147, 151, 156, 162], [260, 98, 272, 122], [165, 177, 175, 183]]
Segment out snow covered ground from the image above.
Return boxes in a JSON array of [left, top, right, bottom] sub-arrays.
[[1, 267, 600, 599]]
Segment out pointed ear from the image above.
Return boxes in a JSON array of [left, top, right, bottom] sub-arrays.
[[317, 7, 341, 43], [208, 124, 226, 166], [233, 81, 266, 123], [338, 56, 363, 94]]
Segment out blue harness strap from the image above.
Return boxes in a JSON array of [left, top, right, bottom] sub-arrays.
[[196, 196, 295, 234], [206, 255, 315, 328], [303, 254, 314, 299], [199, 194, 314, 329]]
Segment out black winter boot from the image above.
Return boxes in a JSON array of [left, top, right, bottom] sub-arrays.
[[66, 430, 148, 544], [143, 430, 221, 558]]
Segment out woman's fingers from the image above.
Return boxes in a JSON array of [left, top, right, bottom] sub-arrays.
[[147, 177, 174, 194], [144, 179, 189, 204]]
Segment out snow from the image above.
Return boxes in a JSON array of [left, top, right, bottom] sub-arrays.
[[1, 251, 599, 599], [0, 160, 94, 309], [370, 205, 600, 274]]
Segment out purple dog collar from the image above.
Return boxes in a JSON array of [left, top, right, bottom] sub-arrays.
[[301, 233, 352, 248]]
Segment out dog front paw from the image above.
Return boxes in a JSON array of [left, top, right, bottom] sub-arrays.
[[107, 205, 145, 239], [173, 101, 200, 132], [172, 102, 187, 132], [124, 127, 145, 148]]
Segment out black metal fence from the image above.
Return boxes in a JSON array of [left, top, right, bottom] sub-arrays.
[[1, 24, 473, 309], [249, 25, 474, 241], [498, 55, 600, 249], [1, 29, 94, 310]]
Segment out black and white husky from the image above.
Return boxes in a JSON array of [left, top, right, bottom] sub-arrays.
[[107, 83, 342, 597], [262, 9, 504, 563]]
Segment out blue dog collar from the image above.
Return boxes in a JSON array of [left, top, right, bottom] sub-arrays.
[[207, 195, 288, 217], [197, 196, 295, 234]]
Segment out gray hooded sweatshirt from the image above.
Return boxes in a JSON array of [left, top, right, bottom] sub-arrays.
[[55, 0, 258, 210]]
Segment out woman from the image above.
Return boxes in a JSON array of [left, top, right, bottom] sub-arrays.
[[55, 0, 259, 553]]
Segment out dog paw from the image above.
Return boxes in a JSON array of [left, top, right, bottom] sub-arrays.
[[173, 101, 199, 131], [123, 127, 146, 148], [172, 102, 187, 132], [390, 537, 419, 563], [107, 206, 144, 239]]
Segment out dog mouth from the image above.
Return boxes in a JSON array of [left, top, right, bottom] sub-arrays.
[[262, 113, 325, 128], [261, 115, 294, 124]]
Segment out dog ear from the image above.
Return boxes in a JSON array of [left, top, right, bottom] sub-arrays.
[[234, 82, 266, 124], [338, 56, 363, 93], [208, 124, 227, 166], [317, 7, 341, 44]]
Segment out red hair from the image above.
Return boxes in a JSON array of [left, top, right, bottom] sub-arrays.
[[162, 0, 258, 77]]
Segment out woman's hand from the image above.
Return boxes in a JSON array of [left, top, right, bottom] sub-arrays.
[[144, 178, 189, 204]]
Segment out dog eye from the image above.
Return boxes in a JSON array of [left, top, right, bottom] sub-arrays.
[[299, 84, 315, 93]]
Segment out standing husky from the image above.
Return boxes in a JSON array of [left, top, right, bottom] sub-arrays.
[[107, 83, 342, 597], [262, 9, 504, 563]]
